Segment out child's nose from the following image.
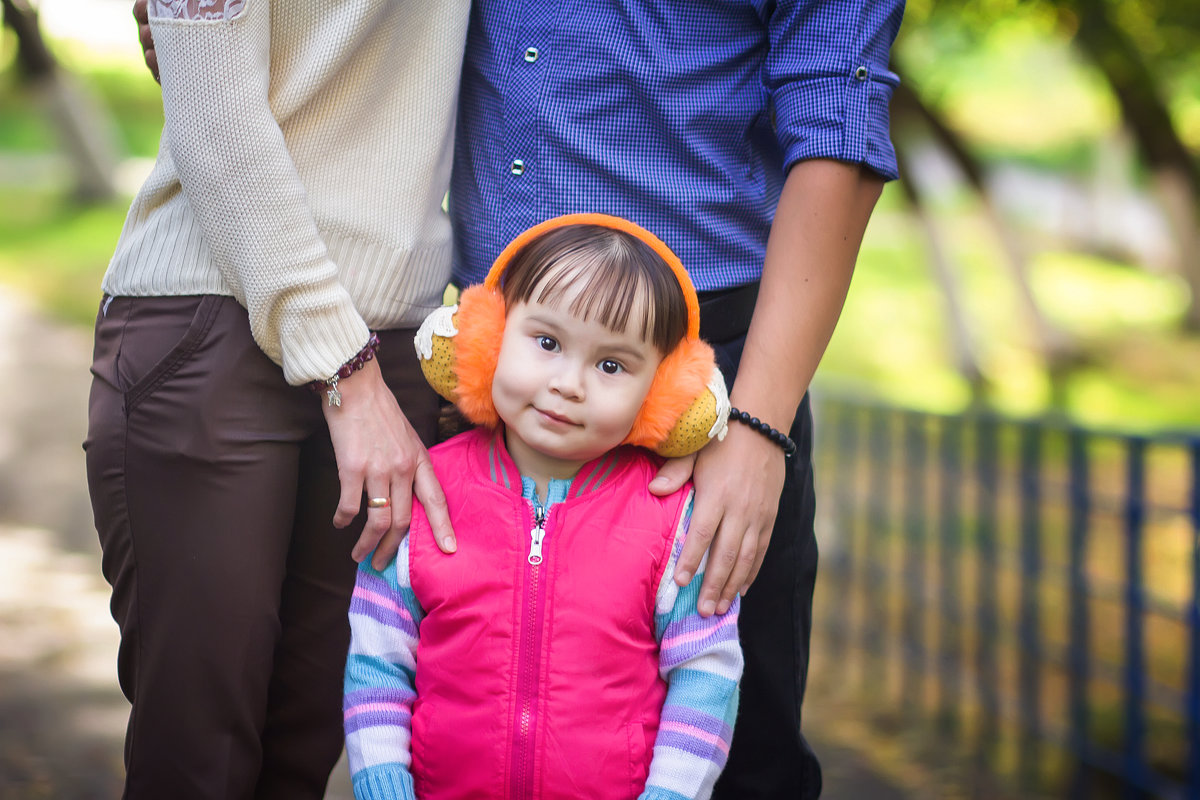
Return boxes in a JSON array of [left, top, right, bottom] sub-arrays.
[[549, 361, 586, 399]]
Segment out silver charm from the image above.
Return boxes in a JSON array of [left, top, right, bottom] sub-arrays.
[[326, 375, 342, 407]]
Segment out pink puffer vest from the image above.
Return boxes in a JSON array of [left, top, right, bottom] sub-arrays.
[[407, 428, 689, 800]]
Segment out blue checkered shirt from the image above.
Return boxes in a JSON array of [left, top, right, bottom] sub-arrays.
[[450, 0, 904, 291]]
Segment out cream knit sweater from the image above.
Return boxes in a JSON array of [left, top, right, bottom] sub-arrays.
[[103, 0, 470, 385]]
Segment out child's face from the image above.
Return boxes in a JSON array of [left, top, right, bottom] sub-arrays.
[[492, 282, 663, 484]]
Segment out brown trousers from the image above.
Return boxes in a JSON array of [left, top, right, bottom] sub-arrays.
[[84, 295, 438, 800]]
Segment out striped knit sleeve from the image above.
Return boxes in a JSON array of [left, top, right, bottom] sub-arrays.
[[344, 537, 423, 800], [642, 492, 743, 800]]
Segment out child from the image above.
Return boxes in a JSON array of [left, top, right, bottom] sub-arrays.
[[343, 214, 742, 800]]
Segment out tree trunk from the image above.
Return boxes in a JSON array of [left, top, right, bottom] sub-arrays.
[[1, 0, 120, 202], [893, 144, 988, 407], [892, 81, 1077, 371], [1068, 0, 1200, 329], [1, 0, 55, 76]]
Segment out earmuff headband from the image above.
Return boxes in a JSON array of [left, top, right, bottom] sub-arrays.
[[484, 213, 702, 341]]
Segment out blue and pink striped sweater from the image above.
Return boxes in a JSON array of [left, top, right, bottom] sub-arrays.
[[344, 476, 742, 800]]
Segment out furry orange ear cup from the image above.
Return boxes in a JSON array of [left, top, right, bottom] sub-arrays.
[[413, 214, 730, 457]]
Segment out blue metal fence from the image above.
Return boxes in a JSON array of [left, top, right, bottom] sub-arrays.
[[811, 394, 1200, 798]]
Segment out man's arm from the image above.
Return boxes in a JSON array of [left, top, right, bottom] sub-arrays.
[[663, 159, 883, 615]]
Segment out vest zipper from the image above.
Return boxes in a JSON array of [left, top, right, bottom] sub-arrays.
[[528, 502, 546, 564], [513, 500, 550, 798]]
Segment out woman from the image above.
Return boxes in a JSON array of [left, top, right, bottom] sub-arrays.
[[86, 2, 468, 796]]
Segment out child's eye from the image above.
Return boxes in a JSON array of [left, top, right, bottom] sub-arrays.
[[536, 335, 560, 352], [598, 359, 623, 375]]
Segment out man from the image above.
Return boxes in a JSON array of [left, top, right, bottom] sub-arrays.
[[448, 2, 904, 796], [133, 1, 902, 795]]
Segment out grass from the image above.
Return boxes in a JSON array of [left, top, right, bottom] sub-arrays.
[[0, 37, 160, 325], [0, 188, 126, 326]]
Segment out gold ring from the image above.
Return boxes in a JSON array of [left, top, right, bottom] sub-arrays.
[[367, 497, 391, 509]]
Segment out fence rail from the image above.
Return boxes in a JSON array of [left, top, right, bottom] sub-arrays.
[[811, 394, 1200, 798]]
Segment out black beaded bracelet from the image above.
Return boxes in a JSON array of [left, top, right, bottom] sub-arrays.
[[309, 332, 381, 407], [728, 407, 797, 458]]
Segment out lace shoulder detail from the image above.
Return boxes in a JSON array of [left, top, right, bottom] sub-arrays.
[[148, 0, 247, 20]]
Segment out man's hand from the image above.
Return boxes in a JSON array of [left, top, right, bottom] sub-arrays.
[[132, 0, 160, 82], [322, 359, 456, 570], [651, 423, 786, 616]]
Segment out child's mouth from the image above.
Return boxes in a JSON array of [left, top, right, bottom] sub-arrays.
[[537, 408, 578, 427]]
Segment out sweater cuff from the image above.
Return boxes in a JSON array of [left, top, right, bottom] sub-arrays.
[[277, 291, 372, 386], [352, 765, 417, 800]]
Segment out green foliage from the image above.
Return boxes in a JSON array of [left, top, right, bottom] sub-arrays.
[[0, 71, 54, 150], [1032, 251, 1189, 335], [0, 24, 163, 159], [897, 16, 1116, 172], [819, 187, 1200, 432], [896, 0, 1200, 165], [869, 1, 1200, 431], [82, 65, 164, 159]]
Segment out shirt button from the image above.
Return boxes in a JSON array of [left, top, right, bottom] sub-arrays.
[[510, 159, 526, 176], [854, 66, 869, 81], [524, 47, 539, 63]]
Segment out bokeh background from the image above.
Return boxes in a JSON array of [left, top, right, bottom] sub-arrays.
[[0, 0, 1196, 797]]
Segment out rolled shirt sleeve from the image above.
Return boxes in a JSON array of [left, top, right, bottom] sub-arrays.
[[767, 0, 904, 181]]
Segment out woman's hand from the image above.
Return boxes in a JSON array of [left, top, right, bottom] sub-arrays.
[[131, 0, 160, 82], [650, 424, 785, 616], [322, 359, 456, 570]]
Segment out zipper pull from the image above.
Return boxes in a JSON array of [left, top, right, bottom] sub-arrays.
[[528, 505, 546, 565]]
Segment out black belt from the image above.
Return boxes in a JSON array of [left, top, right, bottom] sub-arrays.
[[697, 281, 759, 343]]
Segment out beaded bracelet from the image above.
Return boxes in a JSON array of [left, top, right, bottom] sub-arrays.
[[309, 332, 381, 407], [728, 407, 797, 458]]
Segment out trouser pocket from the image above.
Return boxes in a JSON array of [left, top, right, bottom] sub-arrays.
[[89, 295, 226, 415]]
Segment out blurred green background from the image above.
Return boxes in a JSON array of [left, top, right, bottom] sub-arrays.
[[0, 3, 1196, 798], [1, 0, 1198, 433]]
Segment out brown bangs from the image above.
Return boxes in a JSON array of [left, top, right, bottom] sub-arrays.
[[499, 224, 688, 355]]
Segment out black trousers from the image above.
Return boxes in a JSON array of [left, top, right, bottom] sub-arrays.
[[85, 295, 438, 800], [705, 290, 823, 800]]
